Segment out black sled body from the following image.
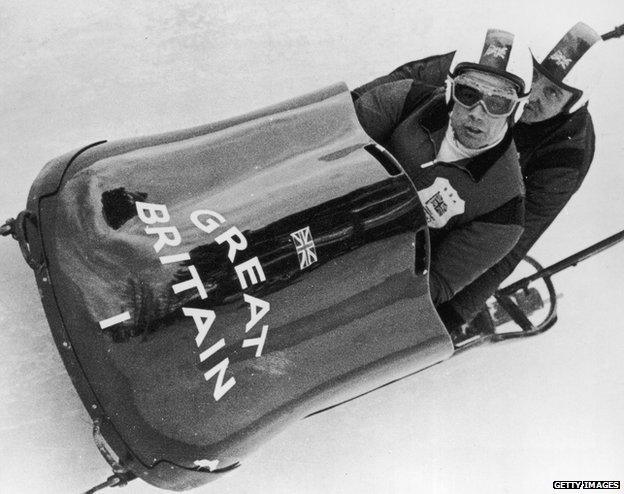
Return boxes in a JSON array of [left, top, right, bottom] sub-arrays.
[[21, 83, 453, 490]]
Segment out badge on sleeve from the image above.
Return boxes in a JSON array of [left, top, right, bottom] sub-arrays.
[[417, 177, 465, 229]]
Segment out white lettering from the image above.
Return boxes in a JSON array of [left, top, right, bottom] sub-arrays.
[[193, 459, 220, 471], [135, 204, 272, 401], [243, 294, 270, 332], [215, 226, 248, 262], [183, 307, 216, 347], [199, 338, 225, 362], [199, 338, 236, 401], [204, 358, 236, 401], [172, 265, 208, 299], [135, 202, 170, 225], [190, 209, 226, 234], [242, 324, 269, 357], [234, 256, 266, 290], [99, 311, 131, 329], [145, 225, 181, 253], [159, 252, 191, 264]]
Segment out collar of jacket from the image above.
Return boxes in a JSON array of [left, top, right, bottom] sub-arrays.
[[416, 91, 514, 182], [513, 102, 589, 153]]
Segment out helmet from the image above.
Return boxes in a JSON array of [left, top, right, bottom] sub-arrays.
[[532, 22, 603, 113], [449, 28, 533, 96], [446, 28, 533, 122]]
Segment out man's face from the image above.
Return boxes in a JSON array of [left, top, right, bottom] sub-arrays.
[[519, 68, 575, 123], [450, 70, 517, 149]]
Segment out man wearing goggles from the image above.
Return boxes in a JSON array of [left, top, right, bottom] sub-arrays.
[[447, 70, 525, 151], [451, 75, 520, 117], [354, 28, 531, 306], [352, 22, 603, 338]]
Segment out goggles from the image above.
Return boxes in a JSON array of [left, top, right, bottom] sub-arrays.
[[451, 76, 520, 117]]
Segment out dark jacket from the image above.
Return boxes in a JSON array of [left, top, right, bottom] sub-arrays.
[[352, 52, 455, 100], [353, 52, 595, 324], [354, 80, 525, 305]]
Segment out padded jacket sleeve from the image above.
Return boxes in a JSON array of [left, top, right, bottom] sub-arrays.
[[352, 51, 455, 100], [429, 196, 524, 305], [444, 149, 583, 323], [353, 80, 413, 142]]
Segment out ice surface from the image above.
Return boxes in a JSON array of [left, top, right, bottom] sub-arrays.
[[1, 1, 623, 493]]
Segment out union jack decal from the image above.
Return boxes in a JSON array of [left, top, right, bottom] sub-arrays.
[[485, 44, 508, 59], [549, 50, 572, 70], [290, 226, 317, 270]]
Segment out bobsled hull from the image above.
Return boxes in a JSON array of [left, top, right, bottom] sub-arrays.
[[21, 82, 453, 490]]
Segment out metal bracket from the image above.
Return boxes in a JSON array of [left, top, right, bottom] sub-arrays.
[[1, 210, 43, 271], [82, 420, 136, 493]]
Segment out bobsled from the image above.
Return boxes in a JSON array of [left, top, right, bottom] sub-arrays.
[[2, 81, 615, 492], [4, 82, 451, 491]]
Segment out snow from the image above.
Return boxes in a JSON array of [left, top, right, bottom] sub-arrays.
[[1, 1, 624, 493]]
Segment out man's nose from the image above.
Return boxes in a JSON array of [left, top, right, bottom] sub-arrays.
[[468, 101, 487, 120], [530, 81, 545, 102], [528, 88, 543, 107]]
